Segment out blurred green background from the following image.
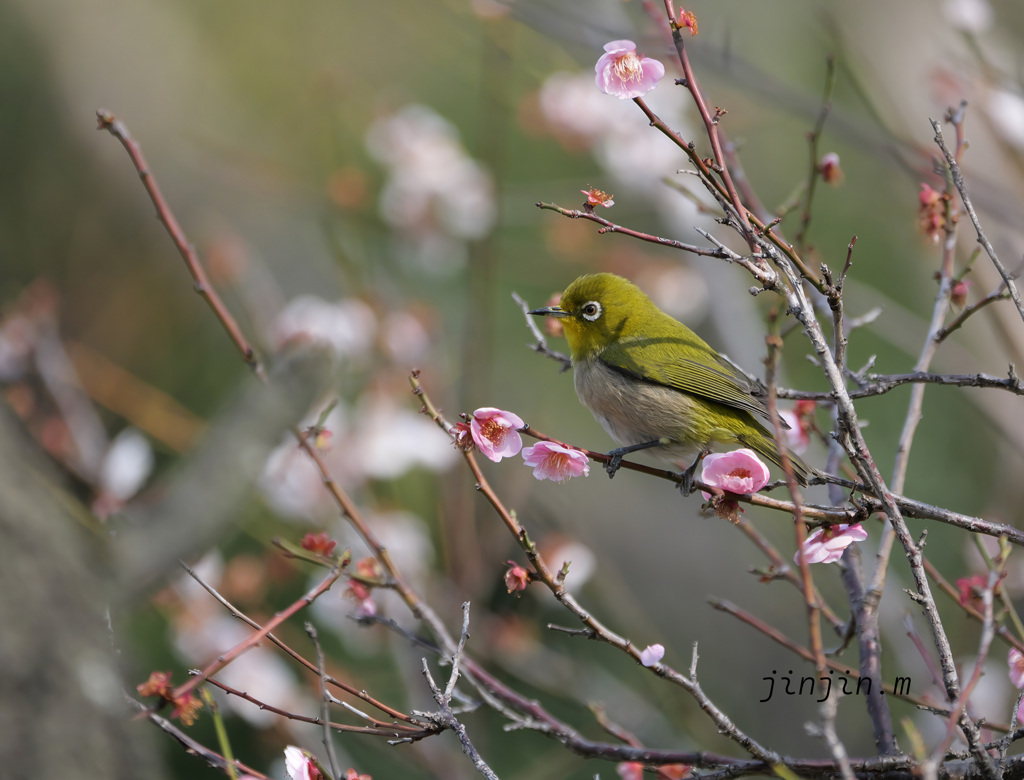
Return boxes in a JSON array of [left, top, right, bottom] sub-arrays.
[[3, 0, 1024, 777]]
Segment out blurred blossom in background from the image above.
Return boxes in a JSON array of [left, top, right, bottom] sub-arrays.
[[367, 104, 497, 272]]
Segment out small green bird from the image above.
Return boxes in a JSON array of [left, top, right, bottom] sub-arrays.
[[530, 273, 811, 487]]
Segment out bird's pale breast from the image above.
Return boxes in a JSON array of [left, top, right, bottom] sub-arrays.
[[573, 356, 708, 465]]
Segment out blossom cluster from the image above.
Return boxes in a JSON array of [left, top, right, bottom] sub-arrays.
[[136, 671, 203, 726], [452, 407, 591, 483]]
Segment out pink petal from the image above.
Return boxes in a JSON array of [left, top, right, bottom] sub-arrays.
[[1010, 648, 1024, 689], [472, 407, 525, 429], [602, 39, 638, 54], [795, 524, 867, 565], [701, 449, 770, 498], [779, 410, 809, 455], [594, 40, 664, 99], [522, 441, 590, 482], [285, 747, 320, 780], [640, 643, 665, 667], [470, 407, 525, 462]]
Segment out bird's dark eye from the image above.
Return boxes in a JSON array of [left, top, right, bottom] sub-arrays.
[[581, 301, 602, 321]]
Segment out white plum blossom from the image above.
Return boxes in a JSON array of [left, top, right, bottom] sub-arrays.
[[987, 88, 1024, 149], [943, 0, 993, 32], [98, 427, 154, 501], [354, 399, 459, 479]]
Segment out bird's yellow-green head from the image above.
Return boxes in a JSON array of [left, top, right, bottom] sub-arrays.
[[529, 273, 664, 361]]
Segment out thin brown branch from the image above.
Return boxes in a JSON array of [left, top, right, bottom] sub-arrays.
[[180, 562, 425, 724], [923, 557, 1024, 654], [511, 291, 571, 371], [205, 678, 434, 740], [733, 516, 845, 631], [520, 423, 1024, 547], [936, 289, 1012, 344], [417, 604, 501, 780], [763, 231, 992, 773], [293, 425, 460, 655], [777, 370, 1024, 400], [932, 116, 1024, 326], [306, 623, 342, 779], [663, 18, 753, 248], [924, 570, 1000, 772], [171, 565, 343, 701], [95, 110, 265, 380], [535, 201, 738, 259], [709, 598, 945, 713], [130, 696, 272, 779], [764, 312, 825, 675], [795, 55, 837, 253]]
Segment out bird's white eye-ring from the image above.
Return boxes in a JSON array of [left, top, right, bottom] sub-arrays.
[[581, 301, 602, 321]]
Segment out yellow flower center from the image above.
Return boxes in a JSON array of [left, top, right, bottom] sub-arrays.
[[547, 452, 571, 476], [613, 51, 644, 83], [480, 419, 507, 445]]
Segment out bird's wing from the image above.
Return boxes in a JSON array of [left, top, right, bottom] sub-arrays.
[[599, 334, 773, 422]]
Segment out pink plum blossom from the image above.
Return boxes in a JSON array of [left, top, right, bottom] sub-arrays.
[[595, 40, 665, 99], [950, 279, 973, 308], [285, 746, 322, 780], [470, 407, 525, 462], [700, 449, 770, 499], [918, 183, 945, 242], [356, 599, 378, 618], [819, 152, 844, 185], [581, 186, 614, 208], [957, 574, 987, 607], [505, 561, 530, 594], [521, 441, 590, 482], [300, 532, 337, 557], [1010, 648, 1024, 689], [677, 8, 699, 36], [640, 643, 665, 667], [450, 421, 474, 451], [795, 523, 868, 565]]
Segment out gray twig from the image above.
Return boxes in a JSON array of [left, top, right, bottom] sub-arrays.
[[305, 623, 341, 780], [806, 692, 856, 780], [511, 291, 571, 371], [419, 604, 500, 780], [931, 118, 1024, 327]]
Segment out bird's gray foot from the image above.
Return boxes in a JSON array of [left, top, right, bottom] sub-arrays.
[[603, 440, 663, 479], [677, 450, 710, 496]]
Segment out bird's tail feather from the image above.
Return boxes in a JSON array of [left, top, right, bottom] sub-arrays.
[[741, 431, 812, 487]]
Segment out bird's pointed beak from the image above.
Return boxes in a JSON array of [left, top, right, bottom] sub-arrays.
[[529, 305, 569, 319]]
